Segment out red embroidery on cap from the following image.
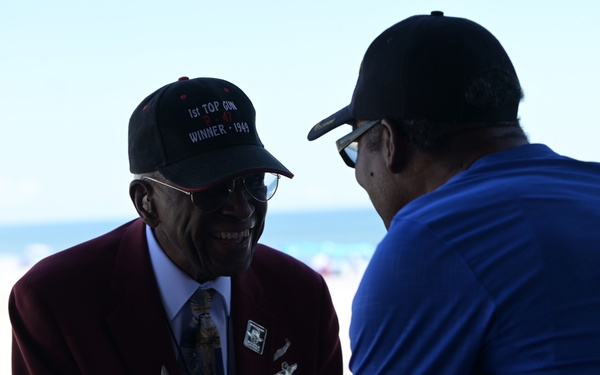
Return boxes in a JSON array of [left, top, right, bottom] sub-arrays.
[[143, 104, 149, 110], [180, 95, 187, 100], [223, 87, 230, 93]]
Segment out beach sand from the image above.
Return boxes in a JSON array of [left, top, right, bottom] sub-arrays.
[[1, 264, 362, 374]]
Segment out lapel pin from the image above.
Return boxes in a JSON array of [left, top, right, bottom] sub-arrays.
[[274, 361, 298, 375], [243, 320, 267, 355], [273, 338, 291, 361]]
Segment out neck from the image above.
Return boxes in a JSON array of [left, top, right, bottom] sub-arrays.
[[408, 127, 529, 196], [444, 127, 528, 171]]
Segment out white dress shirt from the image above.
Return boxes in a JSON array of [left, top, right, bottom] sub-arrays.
[[145, 224, 231, 373]]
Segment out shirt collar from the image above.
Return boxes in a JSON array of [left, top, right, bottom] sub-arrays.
[[145, 224, 231, 320]]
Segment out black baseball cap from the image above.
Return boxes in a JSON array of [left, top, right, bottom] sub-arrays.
[[129, 77, 293, 189], [308, 11, 520, 140]]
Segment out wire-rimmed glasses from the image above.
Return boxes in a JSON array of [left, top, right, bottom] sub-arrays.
[[142, 173, 280, 212]]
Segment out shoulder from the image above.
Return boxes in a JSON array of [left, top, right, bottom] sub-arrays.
[[13, 219, 141, 294], [245, 243, 327, 292], [252, 243, 320, 277]]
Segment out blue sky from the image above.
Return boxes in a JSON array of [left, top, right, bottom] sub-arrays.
[[1, 0, 599, 224]]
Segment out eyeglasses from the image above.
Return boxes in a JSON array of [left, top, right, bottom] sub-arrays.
[[335, 120, 381, 168], [142, 173, 280, 212]]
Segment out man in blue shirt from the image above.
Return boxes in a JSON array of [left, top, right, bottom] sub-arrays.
[[307, 11, 600, 374]]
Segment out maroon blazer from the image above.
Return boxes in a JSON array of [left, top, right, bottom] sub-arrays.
[[10, 219, 343, 374]]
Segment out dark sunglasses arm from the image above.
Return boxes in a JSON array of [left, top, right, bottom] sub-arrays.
[[335, 120, 380, 152]]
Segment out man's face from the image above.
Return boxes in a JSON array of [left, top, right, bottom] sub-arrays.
[[352, 120, 397, 229], [151, 176, 267, 282]]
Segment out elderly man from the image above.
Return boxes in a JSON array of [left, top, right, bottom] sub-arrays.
[[308, 11, 600, 374], [11, 77, 342, 374]]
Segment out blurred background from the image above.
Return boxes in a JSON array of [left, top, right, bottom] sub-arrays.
[[1, 0, 599, 372]]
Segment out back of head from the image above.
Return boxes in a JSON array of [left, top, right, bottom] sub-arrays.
[[308, 11, 523, 144]]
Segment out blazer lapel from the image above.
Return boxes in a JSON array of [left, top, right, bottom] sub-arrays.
[[106, 219, 179, 374], [231, 264, 277, 375]]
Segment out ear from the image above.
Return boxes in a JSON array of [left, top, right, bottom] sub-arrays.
[[380, 119, 407, 173], [129, 179, 160, 227]]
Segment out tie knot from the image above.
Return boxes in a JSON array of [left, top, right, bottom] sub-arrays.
[[189, 288, 216, 316]]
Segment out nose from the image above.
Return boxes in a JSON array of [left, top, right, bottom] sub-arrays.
[[221, 181, 254, 219]]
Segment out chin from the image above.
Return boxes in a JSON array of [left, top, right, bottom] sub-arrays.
[[372, 204, 393, 230], [220, 261, 253, 277], [229, 247, 256, 276]]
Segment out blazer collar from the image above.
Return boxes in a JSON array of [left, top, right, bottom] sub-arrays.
[[106, 219, 179, 374], [231, 254, 277, 374]]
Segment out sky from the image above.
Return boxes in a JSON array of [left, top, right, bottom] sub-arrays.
[[1, 0, 599, 224]]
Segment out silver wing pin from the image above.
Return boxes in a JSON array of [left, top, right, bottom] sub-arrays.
[[274, 361, 298, 375], [273, 338, 291, 361]]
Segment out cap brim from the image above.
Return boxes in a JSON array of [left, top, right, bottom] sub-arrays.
[[307, 106, 354, 141], [157, 144, 293, 190]]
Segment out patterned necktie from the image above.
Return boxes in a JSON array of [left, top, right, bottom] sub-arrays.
[[178, 288, 224, 375]]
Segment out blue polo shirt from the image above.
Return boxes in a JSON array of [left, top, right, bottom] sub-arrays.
[[350, 144, 600, 374]]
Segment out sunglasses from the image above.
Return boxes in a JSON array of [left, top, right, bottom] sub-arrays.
[[335, 120, 382, 168], [142, 173, 280, 212]]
